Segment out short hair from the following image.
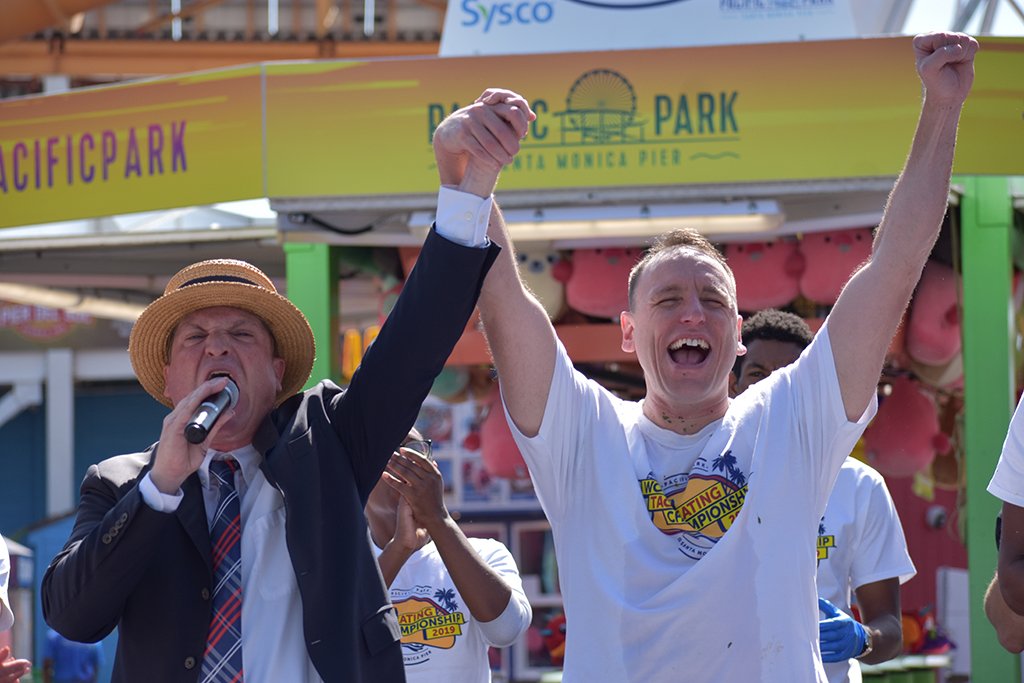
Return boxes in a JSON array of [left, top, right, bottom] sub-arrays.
[[740, 309, 813, 350], [628, 228, 735, 310]]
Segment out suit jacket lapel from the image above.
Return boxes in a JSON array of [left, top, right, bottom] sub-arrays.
[[176, 474, 212, 572]]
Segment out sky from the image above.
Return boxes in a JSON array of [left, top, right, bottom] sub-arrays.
[[904, 0, 1024, 35]]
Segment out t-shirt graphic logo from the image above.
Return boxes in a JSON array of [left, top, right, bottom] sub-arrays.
[[817, 519, 836, 562], [393, 588, 467, 662], [639, 449, 748, 558]]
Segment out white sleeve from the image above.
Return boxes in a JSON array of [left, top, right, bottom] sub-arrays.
[[434, 187, 493, 247], [849, 470, 916, 589], [989, 396, 1024, 506], [774, 322, 877, 513], [0, 538, 13, 631], [503, 339, 607, 518], [139, 472, 184, 512], [472, 539, 532, 647]]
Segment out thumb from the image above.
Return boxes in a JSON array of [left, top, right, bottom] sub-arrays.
[[818, 597, 841, 618]]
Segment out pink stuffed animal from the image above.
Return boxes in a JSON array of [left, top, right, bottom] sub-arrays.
[[906, 260, 961, 367], [864, 376, 950, 478], [724, 240, 803, 312], [480, 385, 530, 480], [798, 228, 873, 305], [564, 247, 643, 319]]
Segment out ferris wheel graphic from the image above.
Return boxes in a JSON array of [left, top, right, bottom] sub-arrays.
[[555, 69, 646, 145]]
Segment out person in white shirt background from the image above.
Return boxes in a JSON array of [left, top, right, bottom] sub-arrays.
[[732, 309, 916, 683], [367, 428, 531, 682]]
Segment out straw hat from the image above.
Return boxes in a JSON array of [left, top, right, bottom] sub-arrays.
[[129, 259, 315, 407]]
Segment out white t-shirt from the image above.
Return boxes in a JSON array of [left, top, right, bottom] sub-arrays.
[[817, 458, 917, 683], [507, 323, 875, 683], [988, 395, 1024, 506], [380, 538, 531, 683]]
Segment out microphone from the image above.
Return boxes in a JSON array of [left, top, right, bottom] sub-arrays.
[[184, 379, 239, 444]]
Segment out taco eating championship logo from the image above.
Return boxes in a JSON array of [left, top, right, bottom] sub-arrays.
[[640, 450, 749, 559], [392, 587, 468, 666]]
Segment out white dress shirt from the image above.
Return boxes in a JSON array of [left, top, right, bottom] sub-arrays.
[[141, 447, 323, 682]]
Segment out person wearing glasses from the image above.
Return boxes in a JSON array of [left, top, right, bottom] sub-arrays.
[[366, 429, 531, 682]]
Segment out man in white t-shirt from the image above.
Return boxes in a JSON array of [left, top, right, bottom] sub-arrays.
[[429, 31, 976, 683], [987, 395, 1024, 650], [733, 310, 916, 683], [366, 430, 531, 682]]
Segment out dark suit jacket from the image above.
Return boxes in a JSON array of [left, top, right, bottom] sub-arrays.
[[42, 230, 499, 682]]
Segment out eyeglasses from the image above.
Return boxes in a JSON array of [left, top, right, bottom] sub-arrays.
[[400, 438, 433, 461]]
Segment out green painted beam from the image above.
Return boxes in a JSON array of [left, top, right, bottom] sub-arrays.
[[283, 242, 339, 388], [960, 175, 1017, 682]]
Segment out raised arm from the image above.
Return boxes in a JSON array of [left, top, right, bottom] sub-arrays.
[[827, 32, 978, 420], [433, 89, 557, 437]]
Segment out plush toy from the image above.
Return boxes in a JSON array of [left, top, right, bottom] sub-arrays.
[[906, 260, 961, 367], [910, 353, 963, 391], [564, 247, 643, 319], [798, 228, 873, 305], [480, 385, 530, 480], [864, 376, 950, 478], [540, 613, 567, 666], [724, 239, 803, 312], [517, 248, 568, 320]]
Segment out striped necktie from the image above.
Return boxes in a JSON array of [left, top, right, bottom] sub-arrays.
[[202, 457, 244, 683]]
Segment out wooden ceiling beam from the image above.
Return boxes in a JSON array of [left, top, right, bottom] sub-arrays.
[[133, 0, 229, 34]]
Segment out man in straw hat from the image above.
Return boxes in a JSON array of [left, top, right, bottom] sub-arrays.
[[427, 31, 975, 682], [41, 219, 502, 680]]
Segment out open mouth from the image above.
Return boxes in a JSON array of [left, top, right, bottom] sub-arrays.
[[207, 371, 235, 382], [668, 338, 710, 365]]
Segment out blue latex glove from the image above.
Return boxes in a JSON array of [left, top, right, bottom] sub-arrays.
[[818, 597, 868, 662]]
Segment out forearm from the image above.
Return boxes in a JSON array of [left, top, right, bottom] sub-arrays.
[[999, 554, 1024, 616], [858, 613, 904, 664], [478, 202, 558, 437], [376, 542, 415, 588], [426, 516, 513, 623], [827, 98, 963, 419], [868, 97, 962, 294]]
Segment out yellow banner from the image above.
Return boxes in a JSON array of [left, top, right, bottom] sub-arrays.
[[265, 36, 1024, 198], [0, 66, 264, 227], [1, 36, 1021, 228]]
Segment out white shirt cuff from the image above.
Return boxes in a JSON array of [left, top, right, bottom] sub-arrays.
[[434, 186, 493, 248], [139, 472, 184, 512]]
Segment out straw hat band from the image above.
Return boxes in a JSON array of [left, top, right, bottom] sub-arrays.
[[179, 274, 262, 289]]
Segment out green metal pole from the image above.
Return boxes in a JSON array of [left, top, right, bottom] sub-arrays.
[[960, 175, 1017, 682], [283, 242, 339, 388]]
